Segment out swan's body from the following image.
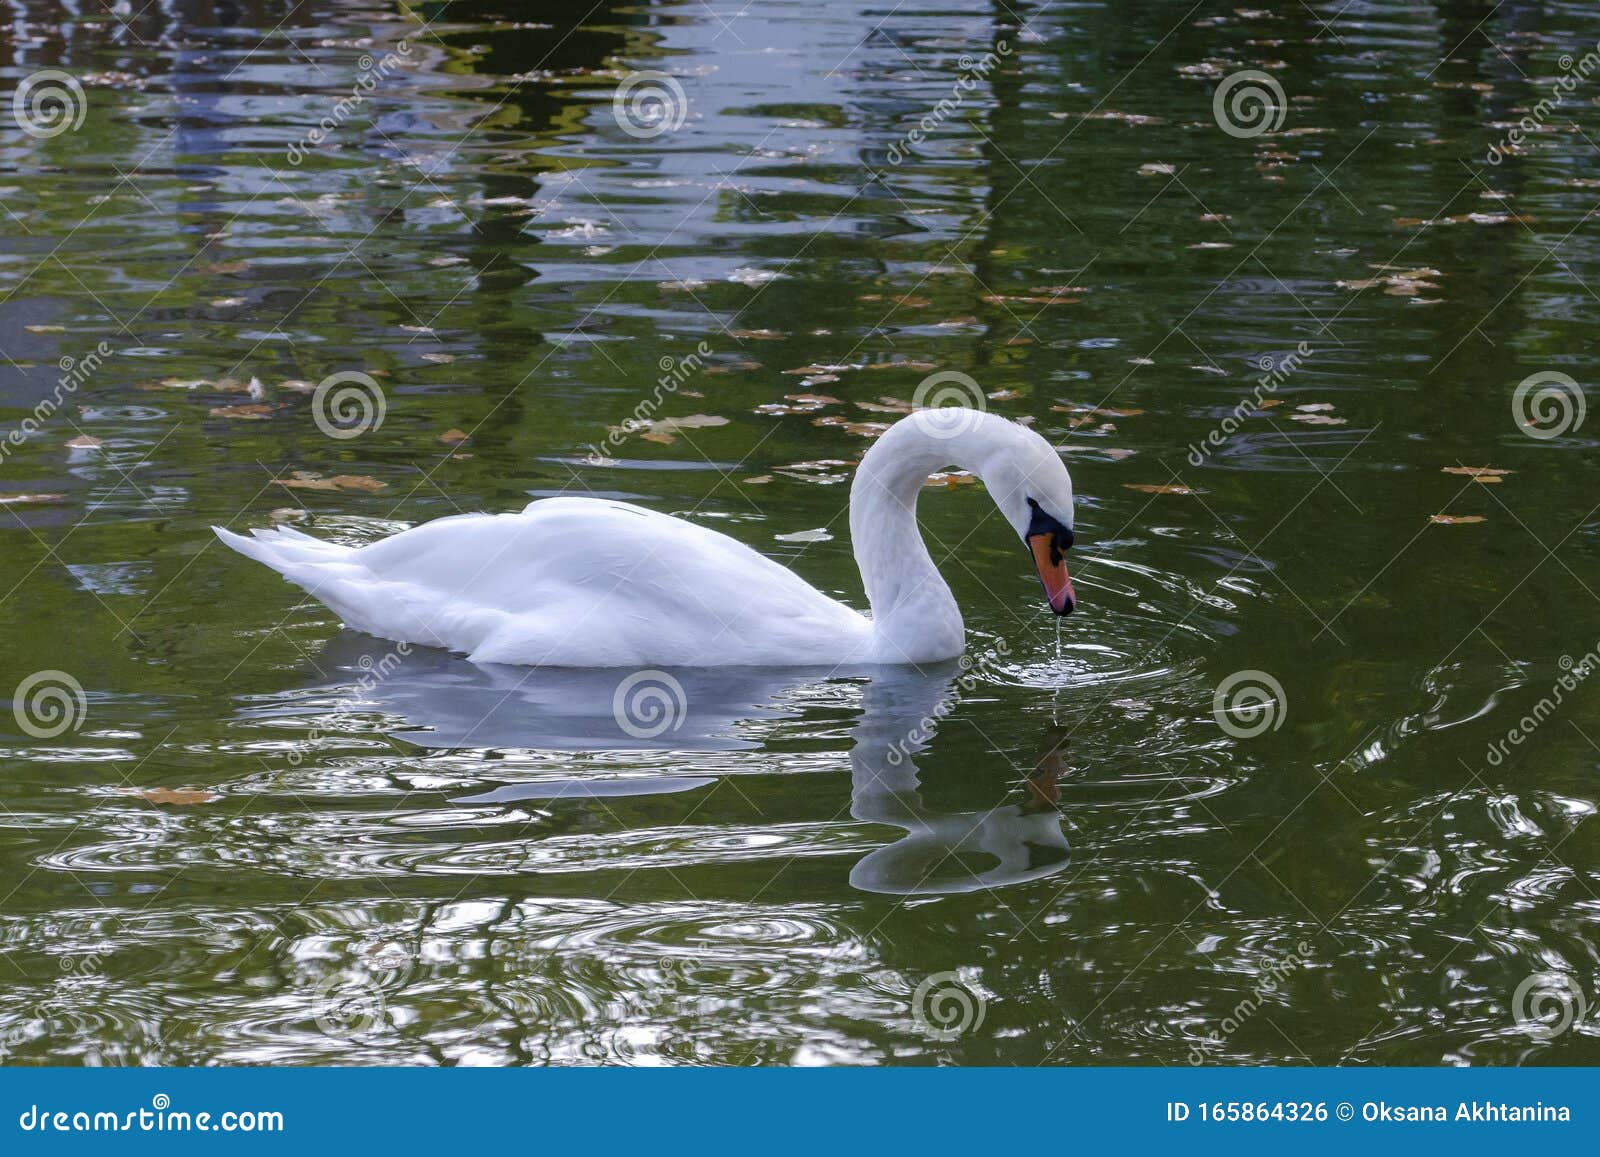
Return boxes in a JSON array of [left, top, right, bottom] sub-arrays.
[[217, 410, 1077, 667]]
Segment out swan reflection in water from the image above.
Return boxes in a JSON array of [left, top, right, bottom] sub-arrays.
[[290, 635, 1073, 896]]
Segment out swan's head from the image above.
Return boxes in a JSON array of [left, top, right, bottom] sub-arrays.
[[969, 415, 1077, 615]]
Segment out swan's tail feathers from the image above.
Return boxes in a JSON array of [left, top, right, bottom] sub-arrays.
[[213, 524, 352, 571]]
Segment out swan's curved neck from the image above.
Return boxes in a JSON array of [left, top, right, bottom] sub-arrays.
[[849, 418, 995, 662]]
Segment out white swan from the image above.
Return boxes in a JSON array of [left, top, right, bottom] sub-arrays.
[[215, 409, 1077, 667]]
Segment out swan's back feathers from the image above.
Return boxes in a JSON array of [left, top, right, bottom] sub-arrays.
[[215, 498, 872, 666]]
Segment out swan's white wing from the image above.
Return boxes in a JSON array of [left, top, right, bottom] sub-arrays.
[[221, 497, 870, 667]]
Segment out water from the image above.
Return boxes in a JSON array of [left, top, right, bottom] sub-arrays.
[[3, 0, 1600, 1066]]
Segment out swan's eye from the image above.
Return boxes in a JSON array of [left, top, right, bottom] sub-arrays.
[[1025, 498, 1074, 554]]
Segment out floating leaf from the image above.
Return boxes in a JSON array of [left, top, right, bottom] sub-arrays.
[[813, 416, 890, 437], [440, 428, 469, 445], [276, 471, 387, 493], [209, 403, 276, 420], [118, 787, 220, 805], [774, 528, 833, 543], [0, 492, 67, 504], [635, 414, 730, 444], [24, 324, 65, 333], [743, 475, 772, 485], [203, 259, 250, 275], [1124, 483, 1198, 495], [1441, 466, 1512, 480], [1430, 514, 1485, 525]]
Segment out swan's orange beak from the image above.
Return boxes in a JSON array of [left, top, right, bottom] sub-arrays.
[[1029, 532, 1076, 615]]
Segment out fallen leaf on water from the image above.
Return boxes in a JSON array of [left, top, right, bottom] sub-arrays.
[[729, 329, 786, 340], [813, 416, 890, 437], [209, 403, 276, 420], [743, 475, 772, 485], [1139, 162, 1178, 176], [440, 428, 469, 445], [926, 470, 977, 488], [203, 259, 250, 275], [420, 352, 455, 364], [24, 324, 65, 333], [1053, 405, 1145, 418], [1442, 466, 1512, 481], [774, 528, 833, 543], [0, 493, 67, 504], [65, 435, 102, 449], [276, 471, 387, 493], [1430, 514, 1485, 525], [1049, 110, 1163, 126], [118, 787, 220, 805], [637, 414, 730, 444], [848, 401, 901, 415], [1289, 412, 1347, 425], [1124, 483, 1198, 495], [278, 379, 317, 393]]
